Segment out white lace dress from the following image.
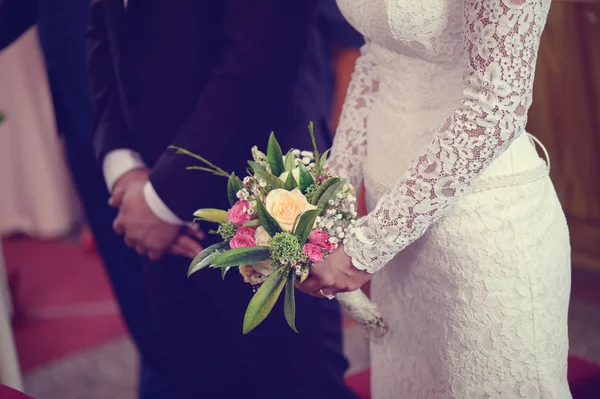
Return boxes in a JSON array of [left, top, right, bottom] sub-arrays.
[[330, 0, 572, 397]]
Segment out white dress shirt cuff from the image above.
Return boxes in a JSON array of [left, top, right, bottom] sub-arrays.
[[102, 149, 147, 191], [143, 181, 185, 225]]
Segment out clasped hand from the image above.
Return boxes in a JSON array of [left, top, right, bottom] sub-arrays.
[[296, 244, 372, 298], [109, 168, 204, 260]]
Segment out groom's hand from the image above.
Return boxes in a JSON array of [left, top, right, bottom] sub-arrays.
[[296, 245, 372, 298], [109, 169, 203, 260], [111, 177, 180, 260]]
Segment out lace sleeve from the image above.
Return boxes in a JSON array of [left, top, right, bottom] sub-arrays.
[[328, 40, 379, 191], [345, 0, 550, 273]]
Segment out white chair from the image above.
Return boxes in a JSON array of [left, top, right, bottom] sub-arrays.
[[0, 242, 23, 390]]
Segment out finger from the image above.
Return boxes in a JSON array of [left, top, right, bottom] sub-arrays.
[[176, 235, 203, 257], [113, 215, 125, 235], [295, 276, 324, 294], [168, 243, 194, 259], [147, 249, 163, 261], [109, 187, 126, 208], [187, 225, 206, 241], [135, 244, 147, 256], [124, 236, 136, 247]]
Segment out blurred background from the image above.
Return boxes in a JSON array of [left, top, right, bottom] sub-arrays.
[[1, 1, 599, 398]]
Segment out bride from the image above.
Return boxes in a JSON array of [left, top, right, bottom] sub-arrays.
[[297, 0, 572, 397]]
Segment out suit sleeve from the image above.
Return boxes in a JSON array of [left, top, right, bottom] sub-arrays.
[[149, 0, 320, 221], [87, 0, 137, 163], [0, 0, 36, 51]]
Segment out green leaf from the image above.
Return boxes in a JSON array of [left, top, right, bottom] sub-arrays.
[[267, 132, 285, 177], [210, 246, 271, 268], [192, 209, 228, 224], [294, 209, 321, 244], [319, 149, 331, 170], [310, 177, 342, 205], [298, 163, 315, 194], [221, 266, 232, 280], [188, 242, 229, 277], [248, 161, 266, 172], [227, 173, 242, 207], [284, 271, 298, 333], [317, 180, 345, 211], [243, 219, 261, 227], [243, 270, 287, 334], [308, 121, 320, 159], [255, 170, 285, 189], [284, 150, 295, 172], [300, 264, 310, 283], [284, 170, 298, 190], [256, 199, 283, 237]]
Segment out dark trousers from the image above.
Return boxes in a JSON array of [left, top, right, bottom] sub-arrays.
[[0, 1, 175, 397], [145, 254, 357, 399]]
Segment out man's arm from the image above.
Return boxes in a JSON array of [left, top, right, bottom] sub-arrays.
[[0, 0, 36, 51], [87, 0, 146, 191], [148, 0, 320, 222]]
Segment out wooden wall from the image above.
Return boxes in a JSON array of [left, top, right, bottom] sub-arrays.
[[526, 0, 600, 270]]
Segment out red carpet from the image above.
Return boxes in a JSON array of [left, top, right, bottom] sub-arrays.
[[3, 237, 127, 371], [0, 385, 34, 399], [4, 236, 600, 398], [345, 357, 600, 399]]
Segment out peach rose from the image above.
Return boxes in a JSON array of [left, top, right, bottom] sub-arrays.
[[265, 188, 316, 232], [250, 227, 274, 277]]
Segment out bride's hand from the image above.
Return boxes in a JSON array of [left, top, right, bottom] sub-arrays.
[[295, 245, 372, 299]]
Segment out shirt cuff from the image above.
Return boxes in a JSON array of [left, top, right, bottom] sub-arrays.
[[102, 149, 147, 191], [143, 181, 185, 225]]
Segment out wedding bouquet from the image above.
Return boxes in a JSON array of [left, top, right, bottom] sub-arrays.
[[173, 123, 387, 338]]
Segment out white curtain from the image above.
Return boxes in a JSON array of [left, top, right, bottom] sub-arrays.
[[0, 27, 81, 238]]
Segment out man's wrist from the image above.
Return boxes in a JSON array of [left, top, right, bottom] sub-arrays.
[[142, 181, 186, 225], [103, 149, 147, 191]]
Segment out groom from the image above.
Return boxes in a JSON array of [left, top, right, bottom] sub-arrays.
[[88, 0, 356, 398]]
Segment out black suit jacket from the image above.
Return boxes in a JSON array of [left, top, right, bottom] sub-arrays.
[[88, 0, 329, 221]]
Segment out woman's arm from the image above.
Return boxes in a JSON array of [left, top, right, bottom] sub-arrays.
[[345, 0, 550, 272]]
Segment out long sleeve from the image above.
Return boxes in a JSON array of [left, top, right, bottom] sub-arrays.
[[345, 0, 550, 272], [87, 0, 137, 162], [328, 40, 379, 191], [148, 0, 319, 221]]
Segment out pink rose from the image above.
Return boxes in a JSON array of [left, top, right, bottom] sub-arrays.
[[236, 227, 256, 237], [303, 244, 324, 263], [228, 201, 252, 225], [230, 234, 256, 249], [320, 240, 335, 253], [308, 230, 329, 245]]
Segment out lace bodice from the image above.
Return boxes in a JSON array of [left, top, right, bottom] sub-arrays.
[[330, 0, 551, 273]]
